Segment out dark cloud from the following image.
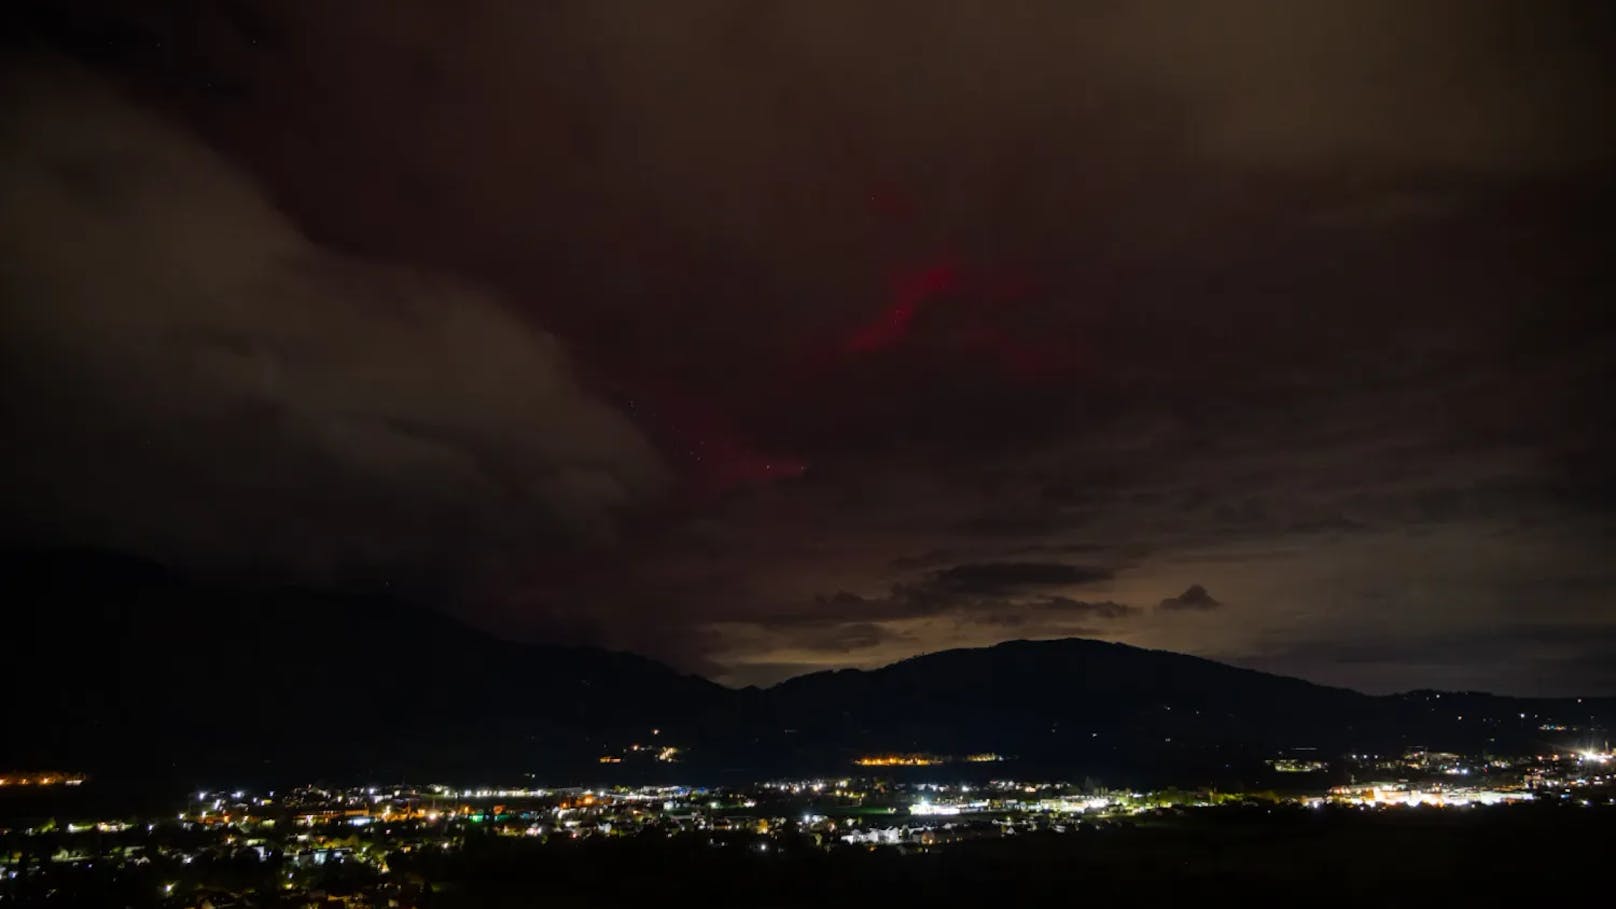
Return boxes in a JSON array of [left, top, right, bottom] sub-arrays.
[[930, 562, 1113, 595], [0, 59, 665, 589], [780, 621, 910, 654], [1041, 598, 1135, 621], [813, 590, 870, 608], [1158, 585, 1223, 612], [972, 597, 1133, 628], [886, 550, 958, 571], [861, 561, 1121, 626], [768, 567, 1133, 638]]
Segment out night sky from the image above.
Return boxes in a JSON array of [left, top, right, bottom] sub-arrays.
[[3, 2, 1614, 695]]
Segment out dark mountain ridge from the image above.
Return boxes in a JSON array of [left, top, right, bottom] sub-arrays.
[[3, 551, 1610, 783], [1, 550, 728, 780], [750, 638, 1612, 774]]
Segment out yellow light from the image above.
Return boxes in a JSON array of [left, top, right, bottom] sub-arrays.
[[853, 754, 943, 767]]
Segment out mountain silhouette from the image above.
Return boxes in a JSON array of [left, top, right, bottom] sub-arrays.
[[4, 550, 1609, 784]]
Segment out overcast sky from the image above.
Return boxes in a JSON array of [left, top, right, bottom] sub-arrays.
[[4, 1, 1613, 694]]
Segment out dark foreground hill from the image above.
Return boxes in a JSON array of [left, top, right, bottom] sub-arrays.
[[3, 550, 1610, 783], [1, 550, 729, 781]]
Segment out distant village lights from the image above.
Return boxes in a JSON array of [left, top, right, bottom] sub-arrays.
[[854, 753, 1003, 767], [0, 771, 87, 787], [854, 754, 943, 767]]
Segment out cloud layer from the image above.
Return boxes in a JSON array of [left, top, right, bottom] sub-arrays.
[[5, 2, 1614, 693], [0, 60, 666, 586], [1159, 585, 1223, 612]]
